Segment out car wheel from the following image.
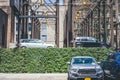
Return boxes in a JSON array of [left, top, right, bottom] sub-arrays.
[[77, 46, 80, 48], [100, 76, 105, 80], [21, 46, 27, 48], [47, 46, 53, 48], [101, 46, 107, 49], [67, 77, 72, 80], [104, 76, 112, 80]]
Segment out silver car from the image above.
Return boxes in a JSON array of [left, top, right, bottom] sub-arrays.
[[19, 39, 55, 48], [67, 56, 104, 80]]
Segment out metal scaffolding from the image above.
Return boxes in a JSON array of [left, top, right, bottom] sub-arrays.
[[17, 0, 60, 47], [67, 0, 118, 49]]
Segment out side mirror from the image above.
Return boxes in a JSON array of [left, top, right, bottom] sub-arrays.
[[67, 62, 70, 65]]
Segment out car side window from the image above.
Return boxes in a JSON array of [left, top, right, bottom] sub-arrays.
[[21, 40, 29, 43], [81, 39, 87, 41], [28, 40, 35, 43], [76, 39, 80, 42], [35, 40, 43, 43]]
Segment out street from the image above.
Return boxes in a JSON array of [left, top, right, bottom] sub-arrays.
[[0, 73, 67, 80]]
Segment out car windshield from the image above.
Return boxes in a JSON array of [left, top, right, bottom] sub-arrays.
[[76, 37, 98, 42], [72, 57, 95, 64]]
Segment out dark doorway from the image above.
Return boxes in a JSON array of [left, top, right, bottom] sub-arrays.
[[2, 24, 5, 48]]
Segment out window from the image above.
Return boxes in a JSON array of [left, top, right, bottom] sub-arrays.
[[28, 23, 32, 31], [16, 23, 18, 31], [16, 34, 18, 41], [41, 22, 47, 41]]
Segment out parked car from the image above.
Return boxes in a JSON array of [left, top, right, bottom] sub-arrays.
[[67, 56, 104, 80], [18, 39, 55, 48], [75, 37, 98, 43], [75, 37, 110, 48]]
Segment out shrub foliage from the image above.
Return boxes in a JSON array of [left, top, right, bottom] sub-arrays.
[[0, 48, 113, 73]]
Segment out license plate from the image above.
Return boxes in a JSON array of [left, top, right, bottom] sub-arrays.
[[84, 77, 91, 80]]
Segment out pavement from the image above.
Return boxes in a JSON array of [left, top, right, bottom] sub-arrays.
[[0, 73, 67, 80]]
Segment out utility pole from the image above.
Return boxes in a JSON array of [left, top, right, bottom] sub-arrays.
[[56, 0, 59, 47]]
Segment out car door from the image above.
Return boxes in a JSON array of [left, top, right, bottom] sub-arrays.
[[34, 40, 45, 48], [21, 39, 31, 48], [27, 39, 37, 48]]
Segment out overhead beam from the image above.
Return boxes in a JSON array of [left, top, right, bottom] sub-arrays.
[[19, 15, 56, 18]]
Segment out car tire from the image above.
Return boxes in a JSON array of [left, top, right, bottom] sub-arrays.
[[67, 77, 72, 80], [21, 46, 27, 48], [47, 46, 53, 48], [100, 76, 105, 80]]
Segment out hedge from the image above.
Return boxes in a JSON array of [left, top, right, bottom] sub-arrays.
[[0, 48, 114, 73]]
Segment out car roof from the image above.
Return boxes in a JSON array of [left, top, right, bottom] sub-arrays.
[[72, 56, 94, 59], [76, 37, 96, 39], [20, 39, 39, 40]]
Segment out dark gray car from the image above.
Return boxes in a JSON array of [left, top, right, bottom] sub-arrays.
[[67, 56, 104, 80]]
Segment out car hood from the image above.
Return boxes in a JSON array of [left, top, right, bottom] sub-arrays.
[[71, 64, 99, 69]]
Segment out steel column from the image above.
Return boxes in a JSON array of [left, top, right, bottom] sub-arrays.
[[88, 17, 90, 36], [110, 0, 114, 48], [21, 0, 29, 39], [98, 2, 101, 41], [102, 0, 107, 43], [55, 0, 59, 47], [91, 11, 93, 36], [17, 0, 22, 48]]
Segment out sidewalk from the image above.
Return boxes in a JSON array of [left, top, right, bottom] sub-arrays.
[[0, 73, 67, 80]]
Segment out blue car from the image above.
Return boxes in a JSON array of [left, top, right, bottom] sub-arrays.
[[101, 52, 120, 80]]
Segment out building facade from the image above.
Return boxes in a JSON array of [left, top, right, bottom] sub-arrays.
[[0, 0, 18, 48], [0, 9, 8, 48], [0, 0, 67, 48]]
